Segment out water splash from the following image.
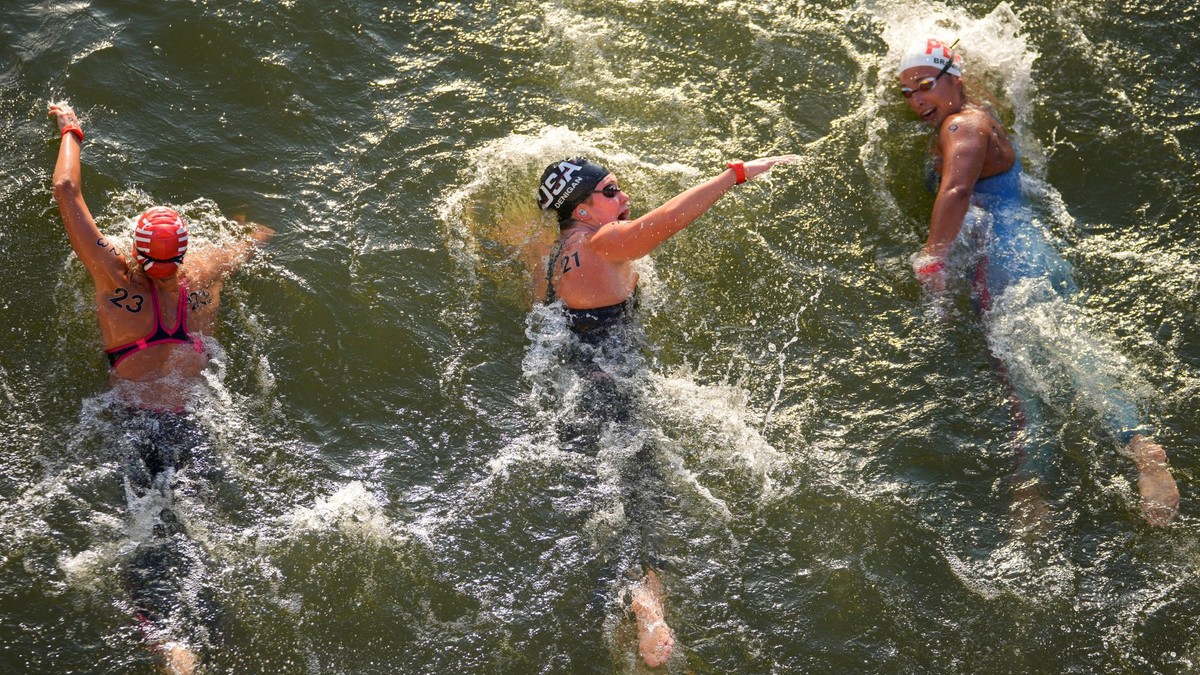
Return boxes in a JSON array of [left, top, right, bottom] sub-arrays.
[[280, 481, 406, 545], [874, 1, 1038, 132]]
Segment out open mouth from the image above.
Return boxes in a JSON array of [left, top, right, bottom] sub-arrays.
[[619, 208, 631, 220], [921, 107, 938, 121]]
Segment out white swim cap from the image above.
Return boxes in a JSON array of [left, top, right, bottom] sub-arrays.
[[897, 38, 963, 77]]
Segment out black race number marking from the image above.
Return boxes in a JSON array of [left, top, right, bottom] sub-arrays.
[[108, 288, 144, 313]]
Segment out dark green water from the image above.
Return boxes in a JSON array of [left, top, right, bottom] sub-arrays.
[[2, 0, 1198, 672]]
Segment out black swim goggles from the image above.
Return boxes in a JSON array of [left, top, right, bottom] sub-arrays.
[[902, 58, 955, 97], [140, 253, 186, 264], [591, 184, 622, 198]]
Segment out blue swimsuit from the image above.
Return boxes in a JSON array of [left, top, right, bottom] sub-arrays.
[[971, 158, 1073, 306], [965, 157, 1150, 468]]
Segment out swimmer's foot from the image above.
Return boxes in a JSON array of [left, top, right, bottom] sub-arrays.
[[1129, 436, 1180, 527], [160, 641, 198, 675], [630, 569, 674, 668], [1011, 480, 1050, 538]]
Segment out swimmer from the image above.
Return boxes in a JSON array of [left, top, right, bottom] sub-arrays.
[[537, 154, 797, 666], [49, 102, 273, 673], [539, 155, 796, 340], [49, 104, 273, 408], [896, 39, 1179, 527]]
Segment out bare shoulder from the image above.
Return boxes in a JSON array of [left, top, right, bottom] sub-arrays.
[[937, 110, 992, 160], [178, 244, 227, 289], [941, 108, 992, 137], [553, 226, 598, 262]]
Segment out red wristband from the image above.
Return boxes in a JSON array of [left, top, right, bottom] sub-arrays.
[[916, 259, 946, 277], [61, 125, 84, 143], [727, 161, 746, 185]]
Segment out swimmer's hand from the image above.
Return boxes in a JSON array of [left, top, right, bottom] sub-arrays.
[[48, 102, 82, 136], [229, 213, 275, 246], [911, 252, 947, 295], [1129, 435, 1180, 527], [741, 154, 801, 181], [250, 223, 275, 246]]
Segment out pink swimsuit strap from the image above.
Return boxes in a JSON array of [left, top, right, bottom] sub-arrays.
[[105, 280, 204, 369]]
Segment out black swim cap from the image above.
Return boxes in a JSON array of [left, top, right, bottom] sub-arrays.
[[536, 157, 609, 223]]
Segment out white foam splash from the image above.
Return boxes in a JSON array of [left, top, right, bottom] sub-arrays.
[[282, 481, 406, 546], [58, 542, 124, 592], [942, 536, 1074, 601], [985, 276, 1152, 430], [650, 367, 787, 501], [875, 2, 1038, 131]]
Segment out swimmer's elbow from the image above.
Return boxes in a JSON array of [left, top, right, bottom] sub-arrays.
[[937, 182, 973, 204], [52, 174, 80, 201]]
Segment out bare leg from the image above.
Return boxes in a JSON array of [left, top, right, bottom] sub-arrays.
[[1129, 435, 1179, 527], [160, 641, 198, 675], [630, 568, 674, 668]]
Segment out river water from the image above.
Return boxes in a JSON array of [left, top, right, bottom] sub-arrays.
[[1, 0, 1197, 672]]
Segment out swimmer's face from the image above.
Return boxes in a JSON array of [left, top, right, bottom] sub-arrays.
[[579, 173, 630, 222], [899, 66, 963, 127]]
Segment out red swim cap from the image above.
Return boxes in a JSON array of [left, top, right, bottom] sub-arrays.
[[133, 207, 189, 279]]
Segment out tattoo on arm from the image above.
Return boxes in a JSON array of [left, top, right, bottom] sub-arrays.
[[948, 124, 960, 133], [108, 288, 144, 313]]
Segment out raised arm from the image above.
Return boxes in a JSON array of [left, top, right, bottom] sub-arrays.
[[589, 155, 798, 263], [49, 103, 129, 285]]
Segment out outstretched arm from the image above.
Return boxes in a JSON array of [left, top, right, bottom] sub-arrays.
[[589, 155, 798, 263], [49, 103, 128, 285], [187, 218, 275, 281], [224, 215, 276, 268]]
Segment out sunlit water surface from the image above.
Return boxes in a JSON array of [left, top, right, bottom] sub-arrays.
[[1, 0, 1198, 672]]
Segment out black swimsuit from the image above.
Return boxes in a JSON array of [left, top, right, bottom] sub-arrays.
[[545, 239, 664, 574], [561, 297, 636, 337]]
